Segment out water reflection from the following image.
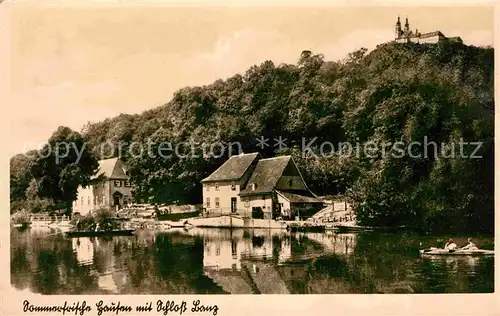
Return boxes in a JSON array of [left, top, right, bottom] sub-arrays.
[[72, 238, 94, 265], [10, 228, 493, 294]]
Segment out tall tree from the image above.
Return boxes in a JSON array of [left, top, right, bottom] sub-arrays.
[[30, 127, 99, 210]]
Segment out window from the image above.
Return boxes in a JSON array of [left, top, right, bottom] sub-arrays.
[[206, 198, 210, 208], [124, 180, 131, 187], [102, 195, 106, 205], [95, 196, 99, 205], [231, 240, 237, 257], [215, 183, 219, 191], [215, 197, 220, 208], [230, 182, 236, 191], [251, 183, 256, 191], [288, 179, 293, 187], [206, 185, 210, 192], [88, 196, 91, 205], [114, 180, 122, 187]]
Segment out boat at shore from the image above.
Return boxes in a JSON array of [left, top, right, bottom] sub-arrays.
[[420, 248, 494, 256], [65, 229, 136, 238]]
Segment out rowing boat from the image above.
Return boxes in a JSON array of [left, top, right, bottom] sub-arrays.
[[65, 229, 136, 238], [420, 248, 494, 256]]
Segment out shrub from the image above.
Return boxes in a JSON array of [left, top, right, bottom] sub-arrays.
[[11, 210, 30, 228], [76, 214, 96, 231], [93, 206, 121, 231], [73, 206, 121, 231]]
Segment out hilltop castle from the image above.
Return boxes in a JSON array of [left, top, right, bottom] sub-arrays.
[[394, 17, 462, 44]]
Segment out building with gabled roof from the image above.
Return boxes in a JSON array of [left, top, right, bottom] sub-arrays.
[[92, 157, 129, 180], [201, 153, 323, 220], [73, 158, 134, 215], [394, 16, 463, 44], [201, 152, 260, 183]]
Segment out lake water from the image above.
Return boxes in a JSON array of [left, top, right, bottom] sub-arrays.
[[10, 227, 494, 294]]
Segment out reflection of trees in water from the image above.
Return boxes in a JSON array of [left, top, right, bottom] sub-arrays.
[[10, 230, 99, 294], [312, 256, 349, 278], [345, 233, 419, 293], [10, 229, 226, 294], [350, 233, 494, 293], [112, 233, 225, 294], [277, 232, 493, 294], [10, 229, 494, 294], [10, 240, 31, 290], [467, 257, 494, 293], [419, 256, 493, 293]]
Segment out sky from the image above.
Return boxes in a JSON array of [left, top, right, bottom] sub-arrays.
[[4, 4, 494, 156]]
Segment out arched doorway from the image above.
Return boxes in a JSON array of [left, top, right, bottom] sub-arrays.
[[112, 191, 124, 209]]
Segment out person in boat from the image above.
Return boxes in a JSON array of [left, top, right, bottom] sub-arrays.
[[94, 222, 100, 232], [435, 239, 445, 249], [461, 238, 478, 250], [444, 238, 457, 250]]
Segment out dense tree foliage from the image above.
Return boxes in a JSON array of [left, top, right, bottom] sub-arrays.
[[10, 127, 100, 213], [10, 41, 494, 233]]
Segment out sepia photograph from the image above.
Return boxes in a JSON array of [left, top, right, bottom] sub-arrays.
[[5, 1, 495, 302]]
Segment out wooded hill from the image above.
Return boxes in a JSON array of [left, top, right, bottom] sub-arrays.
[[10, 40, 494, 234]]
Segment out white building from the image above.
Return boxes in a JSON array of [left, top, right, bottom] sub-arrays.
[[73, 158, 133, 215], [201, 153, 324, 220], [394, 16, 462, 44]]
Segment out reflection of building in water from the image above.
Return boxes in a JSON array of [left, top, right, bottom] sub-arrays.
[[202, 233, 290, 294], [245, 236, 273, 260], [96, 238, 130, 293], [196, 228, 363, 293], [72, 238, 94, 265], [201, 231, 357, 270], [305, 233, 357, 256], [203, 236, 252, 294], [204, 238, 241, 271], [278, 238, 292, 262], [71, 237, 128, 294], [203, 233, 278, 270], [133, 229, 156, 247]]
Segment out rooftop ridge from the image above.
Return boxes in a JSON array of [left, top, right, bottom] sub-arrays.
[[230, 152, 259, 157], [98, 157, 119, 162], [259, 155, 291, 161]]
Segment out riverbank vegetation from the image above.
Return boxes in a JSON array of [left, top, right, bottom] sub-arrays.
[[72, 206, 121, 231], [10, 41, 494, 234], [11, 210, 30, 228]]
